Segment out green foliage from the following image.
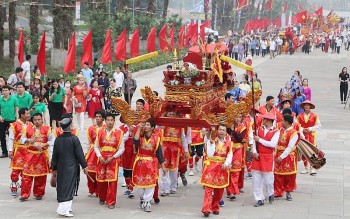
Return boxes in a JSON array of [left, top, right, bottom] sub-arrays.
[[87, 9, 111, 51], [135, 15, 156, 39], [112, 12, 134, 37]]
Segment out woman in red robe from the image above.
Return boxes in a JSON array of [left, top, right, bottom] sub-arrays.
[[87, 80, 105, 124]]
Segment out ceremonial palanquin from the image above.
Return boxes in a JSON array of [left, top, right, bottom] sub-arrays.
[[111, 42, 262, 128]]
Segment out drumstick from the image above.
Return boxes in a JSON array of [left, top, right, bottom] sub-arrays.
[[87, 172, 95, 183]]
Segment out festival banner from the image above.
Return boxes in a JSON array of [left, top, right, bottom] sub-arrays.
[[37, 31, 46, 75], [64, 32, 76, 73]]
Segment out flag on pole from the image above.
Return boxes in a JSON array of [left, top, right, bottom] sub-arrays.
[[18, 30, 24, 65], [101, 30, 112, 64], [178, 25, 185, 49], [236, 0, 249, 10], [80, 30, 92, 67], [115, 28, 126, 61], [147, 27, 156, 53], [264, 0, 273, 12], [169, 23, 175, 50], [130, 28, 140, 58], [293, 10, 308, 24], [297, 2, 303, 12], [64, 32, 76, 73], [37, 31, 46, 75], [315, 6, 323, 17], [159, 24, 168, 52]]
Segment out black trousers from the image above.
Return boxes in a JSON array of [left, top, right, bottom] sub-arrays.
[[190, 144, 204, 157], [124, 93, 134, 104], [0, 120, 15, 155], [337, 46, 340, 54], [340, 82, 348, 102]]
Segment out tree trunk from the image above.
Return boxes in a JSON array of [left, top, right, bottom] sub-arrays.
[[9, 1, 16, 61], [162, 0, 169, 19], [211, 0, 216, 29], [53, 0, 74, 50], [0, 0, 5, 61], [30, 0, 39, 53], [147, 0, 156, 16]]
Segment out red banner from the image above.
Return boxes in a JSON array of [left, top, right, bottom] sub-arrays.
[[37, 31, 46, 75], [187, 23, 198, 47], [64, 32, 76, 73], [130, 28, 140, 58], [315, 6, 323, 17], [18, 30, 24, 65], [293, 10, 308, 24], [80, 30, 92, 67], [178, 25, 185, 49], [169, 23, 175, 50], [237, 0, 249, 10], [159, 24, 168, 52], [264, 0, 273, 11], [101, 30, 112, 64], [147, 27, 156, 53], [115, 28, 126, 61]]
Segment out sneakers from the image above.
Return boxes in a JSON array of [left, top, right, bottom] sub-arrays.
[[11, 189, 18, 197], [254, 200, 264, 207], [180, 173, 187, 186], [139, 198, 144, 209], [128, 191, 134, 198], [219, 199, 225, 207], [195, 162, 200, 172], [310, 168, 317, 175], [286, 192, 292, 201], [59, 213, 74, 217], [35, 196, 43, 200], [170, 190, 176, 194], [300, 167, 309, 174], [160, 192, 169, 197], [144, 202, 151, 212], [107, 205, 115, 209], [229, 194, 236, 200], [188, 169, 194, 176], [268, 195, 274, 204], [99, 200, 105, 205], [124, 190, 131, 196], [10, 182, 20, 197], [19, 197, 27, 202]]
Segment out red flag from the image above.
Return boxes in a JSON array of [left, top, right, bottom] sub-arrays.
[[297, 2, 303, 12], [282, 1, 287, 13], [101, 30, 112, 64], [169, 24, 175, 50], [237, 0, 249, 10], [37, 32, 46, 75], [200, 23, 205, 42], [315, 6, 323, 17], [147, 27, 156, 53], [178, 25, 185, 49], [294, 10, 308, 24], [187, 23, 198, 47], [159, 24, 168, 52], [18, 30, 24, 65], [115, 28, 126, 61], [264, 0, 273, 11], [64, 32, 76, 73], [130, 28, 139, 58], [80, 30, 92, 67]]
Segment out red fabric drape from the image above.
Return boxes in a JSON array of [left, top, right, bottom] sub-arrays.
[[115, 28, 126, 61], [130, 28, 140, 58], [178, 25, 185, 49], [37, 31, 46, 75], [147, 27, 156, 53], [80, 30, 93, 67], [101, 30, 112, 64], [64, 32, 76, 73], [169, 24, 175, 50], [159, 24, 168, 52]]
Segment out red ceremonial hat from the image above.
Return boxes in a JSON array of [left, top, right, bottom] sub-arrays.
[[300, 100, 315, 109], [262, 112, 276, 121]]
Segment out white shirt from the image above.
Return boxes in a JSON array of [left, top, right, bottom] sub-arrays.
[[279, 127, 299, 159], [21, 61, 31, 80], [94, 128, 125, 159], [251, 126, 280, 154], [336, 38, 342, 47], [204, 135, 232, 167], [261, 41, 267, 49], [270, 41, 276, 50], [113, 72, 124, 88]]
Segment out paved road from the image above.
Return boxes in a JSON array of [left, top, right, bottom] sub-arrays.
[[0, 49, 349, 219]]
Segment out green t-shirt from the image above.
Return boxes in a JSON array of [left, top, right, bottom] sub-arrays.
[[30, 102, 47, 117], [16, 92, 33, 110], [0, 95, 18, 121], [49, 88, 66, 103]]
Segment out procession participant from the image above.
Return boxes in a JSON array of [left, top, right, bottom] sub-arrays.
[[159, 111, 189, 196], [8, 108, 33, 196], [53, 114, 78, 138], [227, 115, 248, 200], [19, 113, 52, 201], [119, 117, 136, 198], [133, 119, 165, 212], [258, 96, 283, 122], [274, 114, 299, 201], [200, 124, 232, 217], [94, 113, 125, 209], [178, 150, 188, 186], [0, 85, 19, 158], [51, 117, 88, 217], [187, 127, 205, 176], [251, 112, 280, 207], [86, 110, 106, 197], [278, 98, 295, 118], [15, 82, 33, 110], [296, 100, 321, 175]]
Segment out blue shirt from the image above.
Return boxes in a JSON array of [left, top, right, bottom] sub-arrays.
[[81, 68, 93, 80]]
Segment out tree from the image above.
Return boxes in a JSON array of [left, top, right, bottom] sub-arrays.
[[116, 0, 128, 13], [0, 0, 5, 62], [53, 0, 74, 50], [162, 0, 169, 18], [9, 1, 16, 61], [30, 0, 39, 53], [88, 1, 110, 51]]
